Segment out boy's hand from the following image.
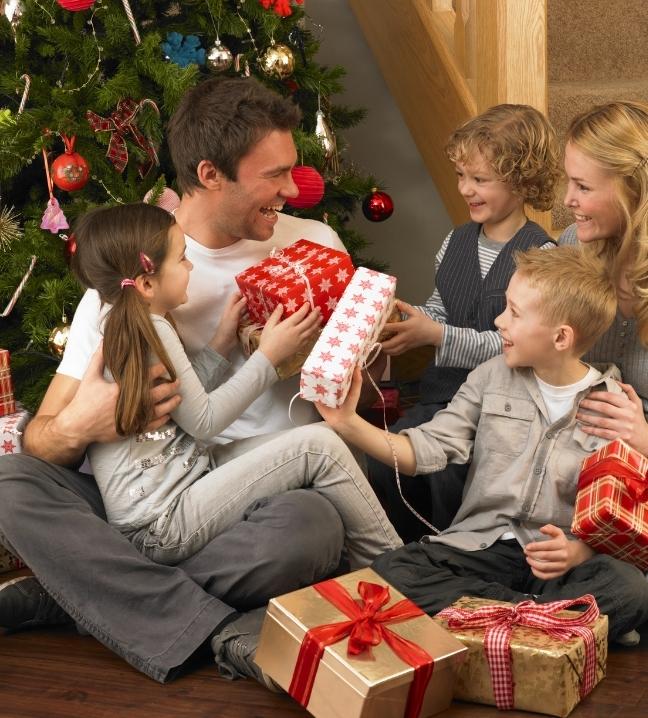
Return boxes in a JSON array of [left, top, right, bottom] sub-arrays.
[[576, 382, 648, 455], [524, 524, 594, 580], [380, 300, 443, 355], [316, 366, 363, 429], [259, 302, 321, 368], [210, 292, 248, 357]]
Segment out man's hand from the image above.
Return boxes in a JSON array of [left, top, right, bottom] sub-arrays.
[[145, 364, 182, 433], [524, 524, 594, 580], [380, 300, 443, 356]]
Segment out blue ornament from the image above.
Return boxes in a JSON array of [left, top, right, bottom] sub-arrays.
[[162, 32, 206, 68]]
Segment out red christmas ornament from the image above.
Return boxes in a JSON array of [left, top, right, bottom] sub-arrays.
[[56, 0, 96, 10], [51, 135, 90, 192], [362, 188, 394, 222], [285, 165, 325, 209], [63, 233, 77, 265]]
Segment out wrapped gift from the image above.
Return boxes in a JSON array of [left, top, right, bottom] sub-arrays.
[[256, 567, 467, 718], [235, 239, 355, 326], [434, 595, 608, 717], [238, 302, 402, 381], [300, 267, 397, 407], [571, 439, 648, 571], [0, 406, 30, 455], [0, 545, 25, 573], [0, 349, 16, 417]]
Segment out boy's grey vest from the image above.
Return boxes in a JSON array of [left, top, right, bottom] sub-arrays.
[[419, 220, 554, 405]]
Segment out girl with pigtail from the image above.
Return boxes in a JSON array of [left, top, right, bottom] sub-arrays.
[[71, 202, 401, 569]]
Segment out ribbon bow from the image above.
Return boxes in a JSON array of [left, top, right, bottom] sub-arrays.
[[289, 579, 434, 718], [437, 595, 600, 711], [86, 98, 160, 177], [579, 451, 648, 502], [266, 246, 315, 310]]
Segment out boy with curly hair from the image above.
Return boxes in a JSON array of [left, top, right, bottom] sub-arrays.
[[374, 104, 561, 539]]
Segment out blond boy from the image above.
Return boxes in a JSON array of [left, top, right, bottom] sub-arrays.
[[319, 246, 648, 641]]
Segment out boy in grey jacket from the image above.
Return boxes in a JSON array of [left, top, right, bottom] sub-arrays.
[[318, 246, 648, 641]]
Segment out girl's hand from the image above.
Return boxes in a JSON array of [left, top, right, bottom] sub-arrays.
[[380, 300, 443, 355], [259, 302, 321, 367], [210, 292, 248, 357], [316, 366, 363, 430], [524, 525, 594, 580], [576, 382, 648, 454]]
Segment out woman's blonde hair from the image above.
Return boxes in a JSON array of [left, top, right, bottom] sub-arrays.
[[71, 203, 177, 436], [445, 104, 560, 211], [566, 101, 648, 343]]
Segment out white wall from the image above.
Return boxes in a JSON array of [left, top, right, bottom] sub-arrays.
[[308, 0, 451, 303]]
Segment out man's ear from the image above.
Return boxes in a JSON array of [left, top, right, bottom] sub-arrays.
[[554, 324, 576, 352], [134, 274, 155, 303], [196, 160, 224, 190]]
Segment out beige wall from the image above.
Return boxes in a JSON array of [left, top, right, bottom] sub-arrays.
[[309, 0, 451, 303]]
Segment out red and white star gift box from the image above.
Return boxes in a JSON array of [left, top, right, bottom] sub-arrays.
[[300, 267, 397, 408], [235, 239, 355, 325], [0, 349, 16, 417], [1, 406, 30, 455]]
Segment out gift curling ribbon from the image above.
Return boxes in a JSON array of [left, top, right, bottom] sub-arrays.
[[361, 344, 442, 536], [288, 579, 434, 718], [18, 74, 30, 114], [1, 255, 37, 317], [579, 455, 648, 501], [437, 594, 600, 710], [121, 0, 141, 45]]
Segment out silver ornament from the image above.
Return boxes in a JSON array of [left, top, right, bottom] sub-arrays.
[[315, 109, 336, 160], [206, 40, 233, 73], [259, 43, 295, 80]]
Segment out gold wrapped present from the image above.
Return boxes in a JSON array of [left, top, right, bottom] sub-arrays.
[[238, 304, 402, 381], [255, 567, 467, 718], [433, 595, 608, 717]]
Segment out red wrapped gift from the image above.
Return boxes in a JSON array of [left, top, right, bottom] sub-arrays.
[[0, 349, 16, 417], [235, 239, 354, 325], [571, 439, 648, 571]]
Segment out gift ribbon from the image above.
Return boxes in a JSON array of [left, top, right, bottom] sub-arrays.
[[437, 594, 600, 711], [579, 456, 648, 501], [238, 321, 265, 357], [288, 579, 434, 718], [261, 246, 315, 316], [86, 98, 159, 177]]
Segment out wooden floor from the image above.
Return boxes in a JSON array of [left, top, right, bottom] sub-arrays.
[[1, 572, 647, 718]]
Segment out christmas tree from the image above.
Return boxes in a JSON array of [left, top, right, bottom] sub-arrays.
[[0, 0, 380, 411]]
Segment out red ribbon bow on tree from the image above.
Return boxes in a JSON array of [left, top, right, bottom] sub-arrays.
[[259, 0, 303, 17], [86, 98, 160, 177], [437, 595, 600, 711], [579, 449, 648, 502], [289, 579, 434, 718]]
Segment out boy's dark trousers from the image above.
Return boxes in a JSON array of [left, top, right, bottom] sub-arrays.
[[372, 538, 648, 641]]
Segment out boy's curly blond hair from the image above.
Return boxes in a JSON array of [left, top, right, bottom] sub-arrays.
[[445, 104, 560, 211]]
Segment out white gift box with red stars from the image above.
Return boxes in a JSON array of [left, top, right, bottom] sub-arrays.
[[300, 267, 397, 408], [0, 406, 30, 455], [235, 239, 355, 325]]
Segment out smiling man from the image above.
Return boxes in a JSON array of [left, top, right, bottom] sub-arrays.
[[0, 77, 347, 686]]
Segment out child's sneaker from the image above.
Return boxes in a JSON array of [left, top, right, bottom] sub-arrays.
[[210, 607, 282, 692]]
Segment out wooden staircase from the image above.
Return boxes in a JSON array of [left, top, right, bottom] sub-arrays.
[[349, 0, 648, 236]]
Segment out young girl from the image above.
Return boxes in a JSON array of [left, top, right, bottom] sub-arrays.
[[560, 101, 648, 452], [372, 104, 561, 540], [71, 202, 401, 568]]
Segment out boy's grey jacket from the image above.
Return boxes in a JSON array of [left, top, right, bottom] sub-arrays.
[[402, 355, 621, 551]]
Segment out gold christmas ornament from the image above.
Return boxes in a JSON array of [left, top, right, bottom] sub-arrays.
[[315, 109, 336, 160], [48, 315, 71, 358], [206, 39, 233, 73], [259, 42, 295, 79]]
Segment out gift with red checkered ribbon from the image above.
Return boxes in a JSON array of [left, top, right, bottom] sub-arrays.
[[0, 349, 16, 417]]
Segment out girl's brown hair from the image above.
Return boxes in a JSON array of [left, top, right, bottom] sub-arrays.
[[446, 104, 560, 211], [71, 203, 177, 435]]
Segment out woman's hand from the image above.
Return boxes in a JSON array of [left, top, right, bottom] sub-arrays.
[[576, 382, 648, 454], [524, 525, 594, 580], [380, 300, 443, 356], [315, 366, 363, 430], [210, 292, 248, 357], [258, 302, 321, 367]]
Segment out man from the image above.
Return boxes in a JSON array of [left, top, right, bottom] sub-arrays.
[[0, 77, 348, 685]]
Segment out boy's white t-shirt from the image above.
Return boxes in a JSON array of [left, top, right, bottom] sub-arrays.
[[58, 212, 345, 442]]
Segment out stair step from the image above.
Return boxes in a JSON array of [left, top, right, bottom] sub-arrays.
[[548, 0, 648, 83], [549, 79, 648, 231]]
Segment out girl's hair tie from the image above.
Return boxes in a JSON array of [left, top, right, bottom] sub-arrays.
[[121, 278, 136, 289]]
